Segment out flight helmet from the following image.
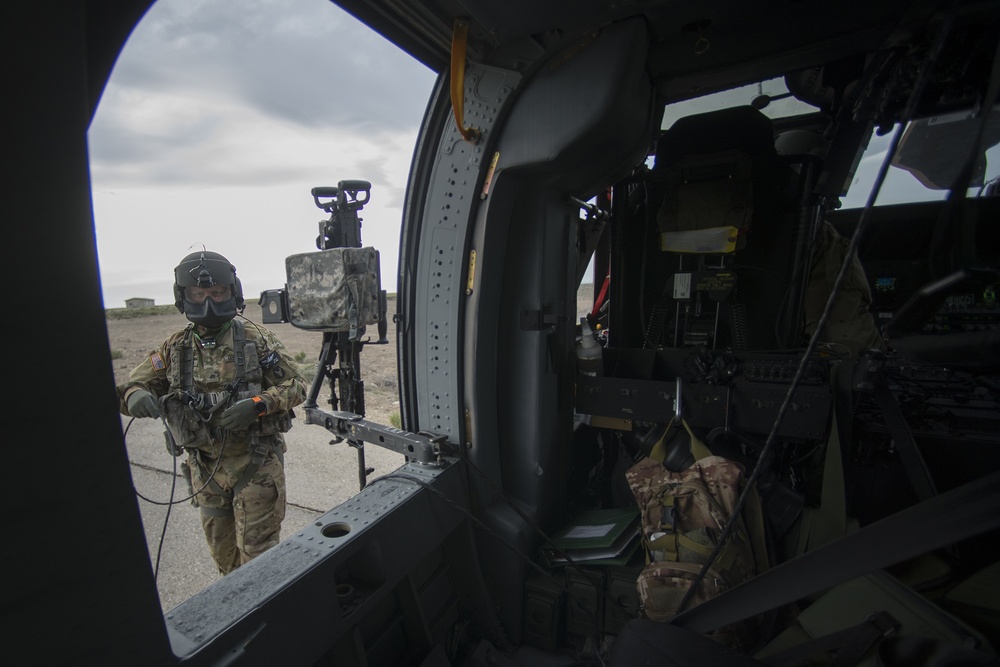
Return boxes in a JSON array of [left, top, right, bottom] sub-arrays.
[[173, 250, 245, 328]]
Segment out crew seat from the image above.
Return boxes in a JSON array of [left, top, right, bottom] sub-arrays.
[[644, 105, 807, 351]]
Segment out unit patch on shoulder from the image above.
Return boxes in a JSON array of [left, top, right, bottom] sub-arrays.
[[261, 351, 281, 369], [273, 366, 286, 379], [150, 352, 165, 371]]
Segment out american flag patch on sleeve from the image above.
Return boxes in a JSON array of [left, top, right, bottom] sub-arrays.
[[150, 352, 165, 371]]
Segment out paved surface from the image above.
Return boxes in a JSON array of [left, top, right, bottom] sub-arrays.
[[122, 413, 405, 612]]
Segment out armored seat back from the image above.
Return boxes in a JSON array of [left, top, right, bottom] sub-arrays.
[[647, 105, 802, 351]]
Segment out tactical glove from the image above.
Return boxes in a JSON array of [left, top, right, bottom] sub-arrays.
[[219, 396, 265, 431], [126, 389, 161, 418]]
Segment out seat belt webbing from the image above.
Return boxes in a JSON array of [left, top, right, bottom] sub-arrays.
[[873, 379, 938, 501], [672, 469, 1000, 634]]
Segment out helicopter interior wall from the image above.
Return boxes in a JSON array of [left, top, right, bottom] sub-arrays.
[[463, 176, 610, 648], [491, 183, 575, 509], [488, 17, 656, 199], [423, 15, 657, 510], [459, 16, 661, 485], [451, 17, 660, 644]]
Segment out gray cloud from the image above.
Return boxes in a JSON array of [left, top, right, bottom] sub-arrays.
[[89, 107, 224, 166], [103, 0, 435, 133], [357, 154, 408, 209], [90, 0, 435, 301], [88, 0, 436, 190]]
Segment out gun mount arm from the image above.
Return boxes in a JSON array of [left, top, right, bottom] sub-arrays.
[[303, 406, 449, 466]]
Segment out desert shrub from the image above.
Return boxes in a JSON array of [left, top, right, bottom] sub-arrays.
[[297, 362, 316, 383]]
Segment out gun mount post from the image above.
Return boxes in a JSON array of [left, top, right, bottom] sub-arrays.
[[303, 407, 447, 466]]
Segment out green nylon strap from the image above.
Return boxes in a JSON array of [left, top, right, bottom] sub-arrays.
[[191, 449, 233, 500], [230, 439, 273, 499], [180, 326, 195, 393], [229, 463, 259, 499], [677, 532, 715, 558], [192, 443, 275, 503], [231, 318, 246, 384], [795, 364, 848, 556], [647, 531, 679, 564], [676, 532, 743, 581], [817, 401, 847, 543], [649, 416, 713, 463]]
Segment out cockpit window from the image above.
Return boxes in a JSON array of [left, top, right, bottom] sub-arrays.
[[663, 83, 999, 209], [841, 107, 1000, 209], [660, 77, 819, 130]]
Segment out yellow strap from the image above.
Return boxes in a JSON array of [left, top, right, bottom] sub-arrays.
[[450, 19, 480, 143]]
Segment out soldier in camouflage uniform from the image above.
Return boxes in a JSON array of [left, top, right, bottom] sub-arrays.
[[117, 250, 306, 575]]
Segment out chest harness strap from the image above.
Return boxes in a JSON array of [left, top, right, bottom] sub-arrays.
[[190, 320, 282, 510]]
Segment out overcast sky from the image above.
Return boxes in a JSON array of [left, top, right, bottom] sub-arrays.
[[89, 0, 437, 309]]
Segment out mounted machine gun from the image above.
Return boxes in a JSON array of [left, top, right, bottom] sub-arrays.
[[260, 180, 404, 489]]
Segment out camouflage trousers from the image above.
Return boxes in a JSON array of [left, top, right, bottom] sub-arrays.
[[185, 447, 286, 575]]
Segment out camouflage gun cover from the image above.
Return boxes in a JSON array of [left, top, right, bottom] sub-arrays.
[[284, 247, 381, 332]]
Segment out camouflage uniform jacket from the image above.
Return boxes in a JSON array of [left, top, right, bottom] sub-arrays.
[[117, 318, 307, 458]]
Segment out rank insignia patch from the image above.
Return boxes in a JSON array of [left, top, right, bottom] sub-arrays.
[[150, 352, 165, 371]]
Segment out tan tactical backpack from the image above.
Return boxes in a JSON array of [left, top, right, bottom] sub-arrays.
[[626, 417, 768, 648]]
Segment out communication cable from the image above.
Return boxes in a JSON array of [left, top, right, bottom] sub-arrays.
[[123, 407, 229, 583]]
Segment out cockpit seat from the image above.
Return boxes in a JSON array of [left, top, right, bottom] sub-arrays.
[[646, 105, 802, 351]]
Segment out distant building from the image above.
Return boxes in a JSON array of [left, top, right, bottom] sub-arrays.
[[125, 297, 155, 309]]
